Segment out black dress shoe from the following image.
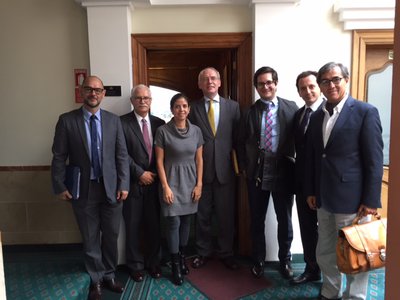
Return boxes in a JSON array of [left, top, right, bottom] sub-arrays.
[[130, 270, 145, 282], [318, 295, 342, 300], [89, 282, 102, 300], [250, 261, 265, 278], [221, 256, 239, 270], [148, 266, 162, 279], [279, 261, 294, 279], [192, 256, 208, 269], [290, 272, 321, 285], [103, 278, 124, 293]]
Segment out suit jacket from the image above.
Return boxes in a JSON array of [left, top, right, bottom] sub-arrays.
[[120, 112, 165, 197], [305, 96, 383, 213], [51, 108, 130, 203], [293, 101, 324, 194], [189, 97, 240, 185], [237, 97, 298, 192]]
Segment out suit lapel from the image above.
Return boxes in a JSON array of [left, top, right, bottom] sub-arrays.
[[75, 108, 90, 158], [198, 98, 214, 136], [128, 112, 148, 152], [325, 98, 354, 149]]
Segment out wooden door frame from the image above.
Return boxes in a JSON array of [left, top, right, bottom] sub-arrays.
[[351, 29, 394, 218], [131, 32, 253, 255], [351, 30, 394, 99], [131, 32, 253, 109]]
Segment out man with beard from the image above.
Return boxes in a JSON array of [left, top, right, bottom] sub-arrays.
[[51, 76, 129, 300]]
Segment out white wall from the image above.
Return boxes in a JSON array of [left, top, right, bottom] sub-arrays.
[[0, 0, 89, 165]]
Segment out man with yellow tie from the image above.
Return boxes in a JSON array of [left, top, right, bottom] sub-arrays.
[[189, 67, 241, 270]]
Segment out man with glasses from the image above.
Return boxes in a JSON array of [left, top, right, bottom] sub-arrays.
[[237, 66, 298, 279], [189, 67, 241, 271], [120, 84, 165, 282], [305, 62, 383, 300], [51, 76, 129, 300]]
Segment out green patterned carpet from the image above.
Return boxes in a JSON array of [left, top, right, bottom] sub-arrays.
[[3, 249, 385, 300]]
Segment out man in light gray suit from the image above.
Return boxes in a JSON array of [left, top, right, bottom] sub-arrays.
[[189, 67, 240, 270], [51, 76, 129, 300]]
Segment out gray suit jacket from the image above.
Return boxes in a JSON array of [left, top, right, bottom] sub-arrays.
[[189, 97, 240, 185], [51, 108, 130, 203]]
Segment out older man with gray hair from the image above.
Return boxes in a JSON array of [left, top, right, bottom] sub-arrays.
[[120, 84, 165, 282]]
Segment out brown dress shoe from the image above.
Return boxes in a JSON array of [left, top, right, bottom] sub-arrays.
[[148, 266, 162, 279], [130, 270, 145, 282], [89, 282, 102, 300], [103, 278, 124, 293]]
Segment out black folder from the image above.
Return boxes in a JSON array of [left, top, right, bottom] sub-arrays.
[[65, 165, 81, 199]]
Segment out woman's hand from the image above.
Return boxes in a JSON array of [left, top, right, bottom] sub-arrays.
[[192, 185, 202, 202], [163, 186, 174, 205]]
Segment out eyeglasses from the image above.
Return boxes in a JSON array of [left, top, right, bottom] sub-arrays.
[[83, 86, 104, 95], [134, 96, 152, 101], [257, 80, 275, 88], [319, 77, 343, 87], [200, 76, 220, 82]]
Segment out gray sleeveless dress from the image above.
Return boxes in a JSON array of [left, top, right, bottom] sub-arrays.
[[154, 119, 204, 217]]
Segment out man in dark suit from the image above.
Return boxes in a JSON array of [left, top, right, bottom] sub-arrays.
[[305, 62, 383, 300], [51, 76, 130, 300], [120, 84, 165, 282], [291, 71, 323, 285], [237, 66, 298, 279], [189, 67, 240, 270]]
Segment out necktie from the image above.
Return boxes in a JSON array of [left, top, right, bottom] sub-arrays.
[[264, 102, 273, 151], [208, 99, 216, 136], [142, 119, 152, 162], [90, 115, 101, 179], [299, 107, 312, 134]]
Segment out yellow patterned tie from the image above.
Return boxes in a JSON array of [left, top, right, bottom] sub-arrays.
[[208, 99, 216, 136]]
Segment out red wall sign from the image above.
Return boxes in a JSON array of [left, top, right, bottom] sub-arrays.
[[74, 69, 87, 103]]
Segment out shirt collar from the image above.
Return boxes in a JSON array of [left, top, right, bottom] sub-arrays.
[[205, 94, 220, 102], [260, 97, 278, 107], [82, 107, 101, 120], [323, 93, 348, 114], [134, 111, 150, 123]]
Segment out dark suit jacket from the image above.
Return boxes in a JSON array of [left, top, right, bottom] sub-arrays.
[[120, 112, 165, 197], [189, 97, 240, 185], [305, 97, 383, 213], [293, 101, 324, 194], [237, 97, 298, 192], [51, 108, 130, 203]]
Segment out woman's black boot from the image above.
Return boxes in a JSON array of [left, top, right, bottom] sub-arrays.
[[179, 247, 189, 275], [171, 253, 184, 285]]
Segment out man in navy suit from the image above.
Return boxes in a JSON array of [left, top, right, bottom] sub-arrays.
[[120, 85, 165, 282], [291, 71, 323, 285], [51, 76, 130, 300], [237, 66, 298, 279], [305, 62, 383, 300]]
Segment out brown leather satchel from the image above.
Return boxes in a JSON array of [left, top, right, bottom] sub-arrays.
[[336, 214, 387, 274]]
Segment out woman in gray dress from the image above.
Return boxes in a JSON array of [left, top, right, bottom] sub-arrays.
[[155, 93, 204, 285]]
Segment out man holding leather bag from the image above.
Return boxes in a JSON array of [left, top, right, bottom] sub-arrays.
[[305, 62, 384, 300]]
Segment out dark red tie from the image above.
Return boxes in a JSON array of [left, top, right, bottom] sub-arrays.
[[142, 119, 152, 162]]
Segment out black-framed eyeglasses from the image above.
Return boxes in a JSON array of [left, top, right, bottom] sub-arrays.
[[83, 86, 104, 95], [134, 96, 152, 101], [257, 80, 275, 88], [320, 77, 343, 87]]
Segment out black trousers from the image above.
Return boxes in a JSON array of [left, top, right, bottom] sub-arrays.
[[247, 180, 294, 263], [123, 183, 161, 272], [295, 192, 319, 272]]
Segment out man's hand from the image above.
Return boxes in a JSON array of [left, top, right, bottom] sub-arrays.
[[357, 204, 378, 217], [117, 190, 129, 202], [57, 190, 72, 201], [139, 171, 156, 185], [307, 196, 317, 210]]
